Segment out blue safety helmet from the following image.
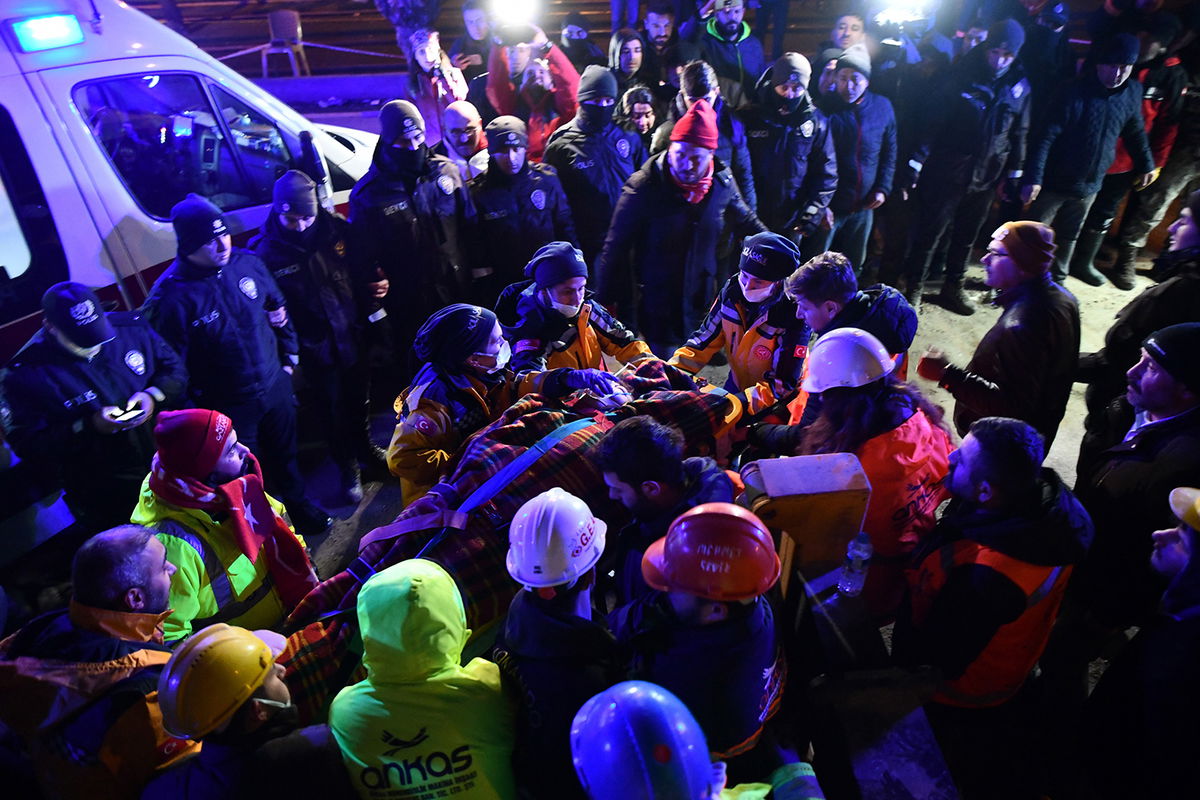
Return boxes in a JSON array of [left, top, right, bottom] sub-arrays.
[[570, 681, 717, 799]]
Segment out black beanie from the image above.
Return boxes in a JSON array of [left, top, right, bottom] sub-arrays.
[[524, 241, 588, 288], [739, 232, 802, 281], [486, 116, 529, 150], [1095, 32, 1140, 65], [772, 52, 813, 86], [171, 193, 228, 255], [578, 65, 619, 102], [816, 47, 843, 73], [413, 304, 497, 368], [1145, 323, 1200, 394], [272, 170, 318, 216], [835, 45, 871, 79], [987, 18, 1026, 55], [380, 99, 425, 143]]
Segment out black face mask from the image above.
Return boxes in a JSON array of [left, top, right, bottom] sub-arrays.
[[385, 143, 428, 175], [772, 90, 803, 114], [576, 102, 615, 133]]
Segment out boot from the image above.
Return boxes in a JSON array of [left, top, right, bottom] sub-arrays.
[[288, 499, 332, 538], [935, 280, 975, 316], [339, 464, 364, 506], [1105, 242, 1138, 291], [357, 443, 390, 483], [903, 283, 923, 311], [1067, 229, 1107, 287]]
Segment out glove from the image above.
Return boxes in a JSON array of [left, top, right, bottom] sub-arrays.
[[564, 369, 626, 396]]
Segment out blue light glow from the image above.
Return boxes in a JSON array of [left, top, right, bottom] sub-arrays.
[[11, 14, 84, 53]]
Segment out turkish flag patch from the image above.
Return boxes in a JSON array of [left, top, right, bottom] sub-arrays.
[[794, 345, 808, 358]]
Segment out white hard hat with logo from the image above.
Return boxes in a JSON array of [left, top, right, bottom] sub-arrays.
[[802, 327, 895, 393], [507, 487, 607, 589]]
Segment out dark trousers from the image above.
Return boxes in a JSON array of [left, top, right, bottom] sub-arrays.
[[303, 359, 372, 470], [1114, 127, 1200, 248], [1081, 172, 1136, 235], [754, 0, 791, 60], [801, 208, 874, 274], [925, 692, 1042, 799], [218, 372, 305, 505], [903, 184, 995, 288], [1027, 189, 1097, 280]]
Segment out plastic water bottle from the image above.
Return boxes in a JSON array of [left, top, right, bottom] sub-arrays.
[[837, 532, 873, 597]]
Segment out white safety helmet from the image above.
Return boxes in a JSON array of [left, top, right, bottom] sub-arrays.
[[507, 488, 607, 589], [802, 327, 895, 393]]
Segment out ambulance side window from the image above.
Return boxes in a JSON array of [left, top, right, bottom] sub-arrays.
[[210, 86, 293, 203], [73, 74, 263, 218], [0, 104, 70, 330]]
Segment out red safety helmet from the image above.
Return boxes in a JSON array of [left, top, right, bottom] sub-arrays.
[[642, 502, 781, 601]]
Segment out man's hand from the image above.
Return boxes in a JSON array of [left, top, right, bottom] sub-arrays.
[[864, 191, 886, 210], [698, 0, 718, 18], [1020, 184, 1041, 206], [1134, 169, 1160, 191], [268, 306, 288, 327], [820, 207, 835, 230], [122, 391, 156, 428], [367, 269, 390, 299], [92, 406, 129, 434], [530, 25, 549, 46], [452, 53, 482, 70], [916, 347, 950, 383], [565, 369, 626, 395]]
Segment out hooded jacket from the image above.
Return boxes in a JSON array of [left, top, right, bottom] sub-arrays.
[[739, 73, 837, 234], [650, 92, 757, 211], [680, 15, 767, 95], [485, 43, 580, 161], [330, 559, 516, 800], [822, 89, 898, 214]]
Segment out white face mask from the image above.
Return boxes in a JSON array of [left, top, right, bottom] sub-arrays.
[[550, 299, 583, 318], [739, 274, 777, 304], [473, 339, 511, 373]]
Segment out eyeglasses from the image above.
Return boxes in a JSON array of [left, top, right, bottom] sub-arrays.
[[448, 126, 479, 137]]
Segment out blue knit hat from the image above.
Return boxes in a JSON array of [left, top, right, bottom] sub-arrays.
[[524, 242, 588, 288], [738, 232, 802, 281], [414, 304, 497, 367]]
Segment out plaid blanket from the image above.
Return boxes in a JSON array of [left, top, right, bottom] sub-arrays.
[[279, 360, 743, 722]]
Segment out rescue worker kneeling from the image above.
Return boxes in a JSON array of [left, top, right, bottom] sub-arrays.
[[492, 488, 621, 800], [330, 559, 517, 799], [497, 241, 652, 372], [670, 231, 809, 416], [143, 624, 348, 799], [610, 503, 786, 785], [387, 303, 624, 504]]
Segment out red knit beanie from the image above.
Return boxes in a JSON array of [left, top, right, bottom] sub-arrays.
[[154, 409, 233, 479], [993, 221, 1056, 275], [670, 98, 720, 150]]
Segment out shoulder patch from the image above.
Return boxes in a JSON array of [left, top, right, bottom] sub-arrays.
[[437, 174, 455, 195], [616, 137, 631, 159], [238, 276, 258, 300], [800, 119, 815, 137], [530, 188, 547, 210], [124, 349, 147, 376]]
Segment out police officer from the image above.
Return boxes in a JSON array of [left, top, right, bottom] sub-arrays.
[[348, 100, 472, 379], [466, 115, 578, 307], [141, 194, 331, 536], [740, 53, 837, 255], [544, 65, 648, 268], [252, 171, 390, 505], [1, 283, 186, 529]]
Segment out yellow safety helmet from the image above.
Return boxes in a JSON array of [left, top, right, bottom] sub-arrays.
[[157, 623, 276, 739]]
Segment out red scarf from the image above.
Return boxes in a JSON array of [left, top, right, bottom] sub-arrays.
[[668, 160, 715, 204], [148, 453, 318, 609]]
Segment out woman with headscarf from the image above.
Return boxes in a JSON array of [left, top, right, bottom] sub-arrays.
[[386, 303, 624, 504]]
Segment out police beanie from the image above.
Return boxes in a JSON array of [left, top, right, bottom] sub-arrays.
[[171, 193, 228, 256], [987, 18, 1026, 55], [413, 304, 497, 367], [772, 52, 813, 86], [739, 232, 802, 282], [993, 221, 1055, 275], [835, 45, 871, 79], [486, 116, 529, 151], [272, 170, 318, 216], [1095, 32, 1140, 65], [524, 241, 588, 288], [817, 47, 844, 73], [1145, 323, 1200, 395], [670, 98, 719, 149], [379, 99, 425, 143], [578, 64, 619, 102], [154, 409, 233, 481]]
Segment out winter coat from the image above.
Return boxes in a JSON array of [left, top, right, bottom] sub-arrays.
[[1108, 55, 1187, 174], [895, 470, 1092, 705], [544, 119, 648, 264], [739, 76, 837, 234], [348, 143, 472, 316], [486, 44, 579, 162], [904, 46, 1032, 194], [1024, 70, 1154, 197], [330, 559, 517, 800], [595, 152, 766, 347], [1074, 402, 1200, 628], [0, 602, 197, 800], [0, 314, 186, 503], [131, 478, 301, 642], [679, 16, 767, 94], [141, 250, 297, 408], [466, 160, 578, 291], [823, 90, 898, 215], [491, 591, 621, 800], [651, 93, 757, 211], [251, 209, 364, 371], [940, 274, 1080, 449], [670, 278, 810, 415], [407, 66, 470, 148]]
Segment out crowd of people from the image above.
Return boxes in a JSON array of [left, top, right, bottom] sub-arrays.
[[1, 0, 1199, 798]]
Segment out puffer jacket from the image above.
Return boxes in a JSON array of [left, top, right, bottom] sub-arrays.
[[823, 89, 898, 214], [1108, 55, 1187, 174], [330, 559, 517, 800], [739, 73, 837, 234], [679, 16, 767, 94], [141, 249, 296, 407], [651, 93, 757, 211]]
